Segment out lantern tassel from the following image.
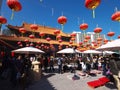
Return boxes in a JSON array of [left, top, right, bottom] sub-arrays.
[[92, 9, 95, 18], [61, 24, 64, 32], [83, 31, 86, 37], [11, 9, 14, 20]]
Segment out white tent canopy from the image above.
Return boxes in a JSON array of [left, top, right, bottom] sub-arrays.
[[82, 50, 102, 54], [57, 48, 81, 54], [103, 51, 116, 55], [96, 39, 120, 51], [12, 47, 45, 54]]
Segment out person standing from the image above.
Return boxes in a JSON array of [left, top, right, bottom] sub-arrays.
[[57, 57, 63, 74], [109, 53, 120, 90], [49, 56, 55, 72]]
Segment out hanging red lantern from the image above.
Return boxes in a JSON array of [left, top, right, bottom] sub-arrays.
[[84, 39, 88, 43], [70, 33, 76, 37], [30, 24, 38, 30], [39, 32, 45, 38], [71, 37, 75, 41], [17, 41, 21, 45], [85, 0, 101, 18], [94, 27, 102, 38], [111, 11, 120, 22], [56, 35, 61, 40], [36, 41, 41, 44], [58, 39, 62, 43], [79, 42, 83, 46], [104, 39, 108, 44], [97, 37, 102, 41], [7, 0, 22, 20], [19, 28, 26, 33], [1, 51, 5, 57], [46, 37, 51, 42], [80, 23, 88, 37], [118, 35, 120, 39], [19, 28, 26, 36], [94, 27, 102, 33], [30, 43, 34, 46], [24, 39, 29, 43], [0, 16, 7, 24], [57, 16, 67, 31], [69, 41, 73, 44], [107, 32, 115, 41], [80, 23, 88, 30], [107, 32, 115, 37], [85, 35, 90, 40], [54, 29, 60, 35], [0, 16, 7, 33], [29, 34, 35, 39]]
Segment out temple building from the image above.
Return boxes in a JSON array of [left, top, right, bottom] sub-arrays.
[[0, 22, 78, 56]]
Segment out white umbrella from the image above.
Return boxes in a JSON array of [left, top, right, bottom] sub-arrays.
[[103, 51, 116, 55], [12, 47, 45, 54], [57, 48, 81, 54], [83, 50, 102, 54], [96, 39, 120, 51]]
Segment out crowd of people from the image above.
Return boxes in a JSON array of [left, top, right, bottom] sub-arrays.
[[0, 53, 120, 90]]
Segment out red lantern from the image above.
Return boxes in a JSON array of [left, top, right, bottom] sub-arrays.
[[7, 0, 22, 19], [69, 41, 73, 44], [58, 39, 62, 43], [94, 27, 102, 38], [79, 42, 83, 45], [85, 35, 90, 40], [118, 35, 120, 39], [29, 34, 35, 39], [1, 51, 5, 57], [94, 27, 102, 33], [104, 39, 108, 44], [30, 24, 38, 30], [17, 41, 21, 45], [36, 41, 41, 44], [107, 32, 115, 41], [30, 43, 34, 46], [107, 32, 115, 37], [57, 16, 67, 31], [24, 39, 29, 43], [111, 11, 120, 22], [39, 32, 45, 38], [46, 37, 51, 42], [71, 38, 75, 41], [56, 35, 61, 40], [0, 16, 7, 24], [85, 0, 101, 18], [80, 23, 88, 30], [70, 33, 76, 37], [97, 38, 102, 41], [54, 29, 60, 35], [84, 39, 88, 42], [19, 28, 26, 36]]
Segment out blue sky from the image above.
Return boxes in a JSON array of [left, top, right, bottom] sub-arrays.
[[1, 0, 120, 40]]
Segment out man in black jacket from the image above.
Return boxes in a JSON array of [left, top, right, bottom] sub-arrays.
[[109, 53, 120, 90]]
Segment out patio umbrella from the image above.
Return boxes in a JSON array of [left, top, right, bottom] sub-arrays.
[[103, 51, 116, 55], [12, 46, 45, 54], [82, 50, 102, 54], [57, 48, 81, 54], [96, 39, 120, 51]]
